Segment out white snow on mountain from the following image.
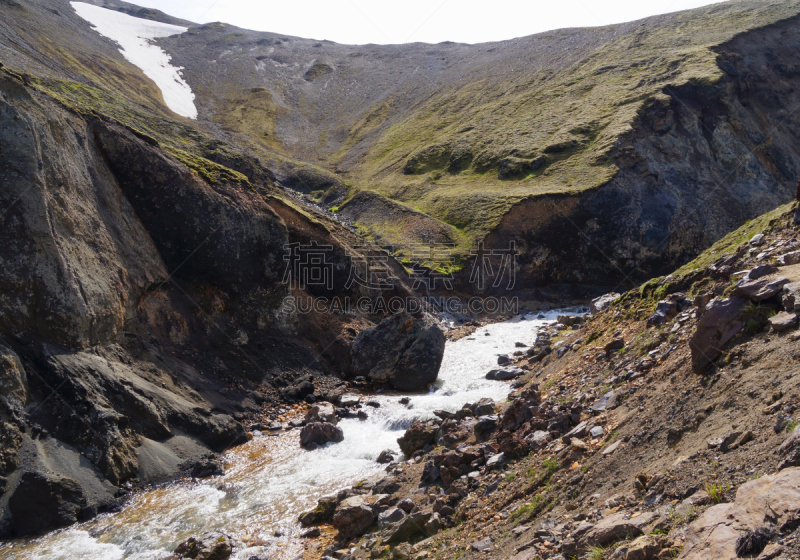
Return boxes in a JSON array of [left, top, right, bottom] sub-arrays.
[[71, 2, 197, 119]]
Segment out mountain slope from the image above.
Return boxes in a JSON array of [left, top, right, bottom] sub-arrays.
[[156, 0, 800, 287]]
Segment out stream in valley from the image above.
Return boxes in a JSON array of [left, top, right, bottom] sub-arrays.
[[0, 310, 576, 560]]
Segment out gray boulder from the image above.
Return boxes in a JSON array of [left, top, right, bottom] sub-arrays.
[[689, 297, 748, 373], [305, 402, 337, 424], [350, 313, 445, 391], [591, 293, 621, 314], [732, 277, 789, 302]]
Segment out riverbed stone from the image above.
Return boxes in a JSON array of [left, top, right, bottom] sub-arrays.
[[8, 471, 87, 536], [300, 422, 344, 448], [299, 496, 338, 526], [332, 500, 375, 540], [169, 532, 234, 560], [305, 402, 337, 424], [397, 421, 437, 456]]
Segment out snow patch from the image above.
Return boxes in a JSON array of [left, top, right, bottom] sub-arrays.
[[71, 2, 197, 119]]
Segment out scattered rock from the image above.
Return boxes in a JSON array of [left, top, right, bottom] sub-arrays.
[[305, 402, 337, 424], [769, 311, 798, 332], [690, 297, 748, 373], [470, 536, 493, 552], [397, 421, 437, 456], [376, 449, 397, 464], [486, 367, 524, 380], [332, 498, 375, 540], [732, 277, 789, 302], [592, 293, 621, 314]]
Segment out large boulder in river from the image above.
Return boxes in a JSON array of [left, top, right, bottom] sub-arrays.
[[350, 313, 445, 391], [300, 422, 344, 448], [689, 297, 748, 374]]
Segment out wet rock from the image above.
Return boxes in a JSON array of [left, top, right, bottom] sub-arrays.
[[8, 471, 87, 536], [690, 297, 748, 374], [190, 455, 224, 478], [497, 354, 512, 366], [486, 367, 523, 380], [301, 527, 320, 538], [732, 277, 790, 302], [169, 532, 233, 560], [397, 421, 437, 456], [680, 468, 800, 559], [769, 311, 798, 332], [592, 293, 621, 315], [305, 402, 338, 424], [299, 496, 338, 526], [300, 422, 344, 448], [338, 394, 361, 407], [350, 312, 445, 391], [376, 449, 397, 464]]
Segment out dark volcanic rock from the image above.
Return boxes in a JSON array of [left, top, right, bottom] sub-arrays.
[[8, 471, 87, 536], [351, 313, 445, 391]]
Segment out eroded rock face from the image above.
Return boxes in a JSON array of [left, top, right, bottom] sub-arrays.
[[679, 467, 800, 559], [350, 313, 445, 391], [689, 297, 748, 373]]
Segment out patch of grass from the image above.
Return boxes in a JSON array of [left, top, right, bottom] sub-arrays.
[[787, 420, 799, 433], [543, 457, 559, 476], [587, 545, 611, 560], [704, 481, 727, 503], [504, 471, 516, 482]]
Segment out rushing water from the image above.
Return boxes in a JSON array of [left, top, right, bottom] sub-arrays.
[[0, 310, 574, 560]]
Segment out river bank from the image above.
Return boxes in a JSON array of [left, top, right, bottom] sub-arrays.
[[0, 310, 577, 560]]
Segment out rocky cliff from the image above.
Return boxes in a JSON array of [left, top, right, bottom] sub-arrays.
[[0, 1, 421, 536]]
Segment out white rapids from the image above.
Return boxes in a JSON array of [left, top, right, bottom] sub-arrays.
[[0, 310, 575, 560], [70, 2, 198, 119]]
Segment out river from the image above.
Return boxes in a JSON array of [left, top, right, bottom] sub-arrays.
[[0, 310, 573, 560]]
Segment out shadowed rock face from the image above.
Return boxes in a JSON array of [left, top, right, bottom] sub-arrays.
[[0, 66, 416, 537]]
